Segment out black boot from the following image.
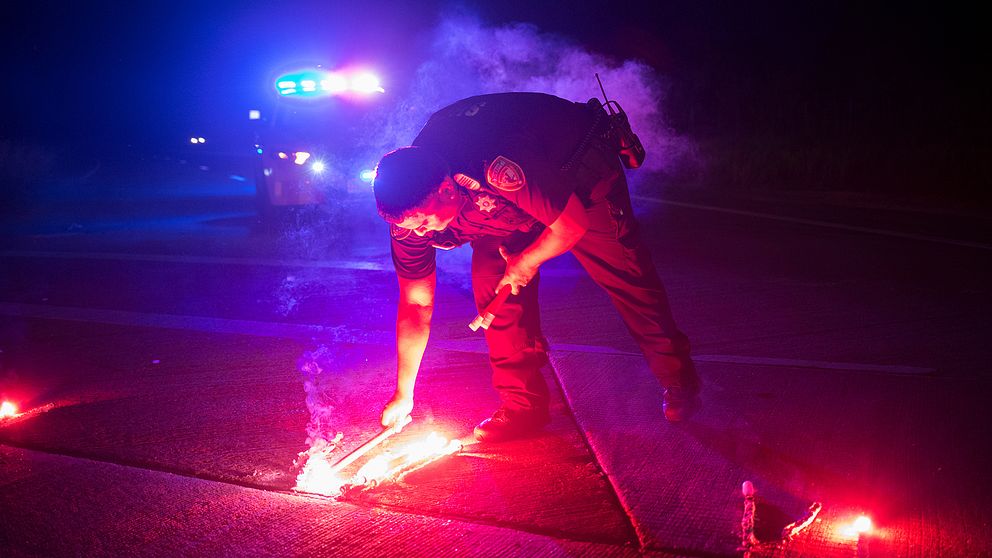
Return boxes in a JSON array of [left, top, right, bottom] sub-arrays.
[[474, 407, 550, 442]]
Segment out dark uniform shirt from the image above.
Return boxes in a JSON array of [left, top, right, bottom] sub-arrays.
[[391, 93, 600, 279]]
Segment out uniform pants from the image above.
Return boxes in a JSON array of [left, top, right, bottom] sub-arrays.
[[471, 233, 550, 412], [470, 143, 698, 412]]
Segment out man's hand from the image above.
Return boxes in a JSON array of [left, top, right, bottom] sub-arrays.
[[380, 391, 414, 429], [496, 193, 589, 296], [497, 246, 539, 295]]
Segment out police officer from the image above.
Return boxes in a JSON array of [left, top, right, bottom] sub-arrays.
[[373, 92, 699, 442]]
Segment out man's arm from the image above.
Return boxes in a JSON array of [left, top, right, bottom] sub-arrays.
[[380, 271, 436, 427], [498, 192, 589, 294]]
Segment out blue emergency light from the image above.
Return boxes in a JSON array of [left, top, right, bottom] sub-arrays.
[[275, 69, 384, 97]]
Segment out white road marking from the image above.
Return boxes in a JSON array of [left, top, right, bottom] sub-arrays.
[[0, 302, 392, 345], [690, 353, 935, 375], [1, 302, 934, 375], [0, 250, 390, 271], [635, 196, 992, 251], [0, 250, 583, 277], [408, 340, 937, 375]]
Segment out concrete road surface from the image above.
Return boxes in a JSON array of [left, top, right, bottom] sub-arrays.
[[2, 161, 990, 556]]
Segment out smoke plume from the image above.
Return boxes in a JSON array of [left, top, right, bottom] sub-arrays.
[[361, 12, 697, 183], [293, 346, 344, 480]]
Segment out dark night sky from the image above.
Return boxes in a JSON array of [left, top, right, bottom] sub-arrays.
[[2, 1, 447, 149], [1, 1, 986, 174]]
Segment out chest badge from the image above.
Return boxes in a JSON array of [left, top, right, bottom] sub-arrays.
[[453, 173, 482, 191], [486, 156, 526, 192], [475, 194, 498, 213]]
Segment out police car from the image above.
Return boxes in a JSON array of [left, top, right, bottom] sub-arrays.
[[251, 66, 384, 213]]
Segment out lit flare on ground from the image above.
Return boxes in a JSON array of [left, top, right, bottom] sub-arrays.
[[294, 417, 411, 497], [349, 431, 462, 488], [295, 451, 346, 496], [838, 515, 873, 538], [0, 401, 18, 419], [294, 434, 345, 497]]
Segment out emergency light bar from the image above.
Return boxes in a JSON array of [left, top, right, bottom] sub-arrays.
[[276, 69, 384, 97]]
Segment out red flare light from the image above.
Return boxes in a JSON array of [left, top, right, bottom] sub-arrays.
[[294, 433, 346, 497], [348, 431, 462, 489], [295, 453, 347, 497], [838, 514, 873, 538], [0, 401, 18, 419], [293, 420, 462, 497]]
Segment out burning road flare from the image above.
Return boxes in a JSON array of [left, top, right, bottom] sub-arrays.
[[782, 502, 823, 541], [0, 401, 18, 419], [329, 415, 412, 476], [294, 433, 346, 497], [294, 418, 462, 497], [347, 431, 463, 489], [739, 480, 824, 552]]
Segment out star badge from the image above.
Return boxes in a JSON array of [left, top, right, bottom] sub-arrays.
[[475, 194, 497, 213]]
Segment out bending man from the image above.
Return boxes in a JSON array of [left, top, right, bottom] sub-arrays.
[[372, 92, 700, 442]]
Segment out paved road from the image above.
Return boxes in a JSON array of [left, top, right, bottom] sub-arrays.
[[1, 161, 990, 556]]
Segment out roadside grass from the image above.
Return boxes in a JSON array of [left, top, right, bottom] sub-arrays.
[[0, 139, 58, 214], [678, 134, 992, 212]]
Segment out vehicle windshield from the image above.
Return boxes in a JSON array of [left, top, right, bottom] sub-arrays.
[[265, 102, 338, 146]]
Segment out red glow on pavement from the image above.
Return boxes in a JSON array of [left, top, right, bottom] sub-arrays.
[[0, 401, 18, 419]]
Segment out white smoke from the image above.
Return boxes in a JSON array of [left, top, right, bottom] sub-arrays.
[[360, 12, 698, 180], [293, 345, 344, 489]]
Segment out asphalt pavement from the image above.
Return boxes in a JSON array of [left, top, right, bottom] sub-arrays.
[[2, 160, 990, 556]]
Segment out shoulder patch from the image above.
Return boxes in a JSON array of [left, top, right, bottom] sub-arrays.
[[486, 156, 526, 192], [453, 173, 482, 191], [390, 223, 412, 241]]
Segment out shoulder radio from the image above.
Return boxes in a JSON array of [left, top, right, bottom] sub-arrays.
[[595, 73, 646, 169]]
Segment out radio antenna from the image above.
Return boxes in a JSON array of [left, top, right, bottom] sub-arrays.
[[595, 73, 617, 115], [593, 73, 646, 169]]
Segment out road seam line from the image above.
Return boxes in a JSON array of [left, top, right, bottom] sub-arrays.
[[0, 250, 392, 271], [0, 249, 584, 277], [635, 196, 992, 251], [542, 354, 643, 548], [0, 302, 933, 375]]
